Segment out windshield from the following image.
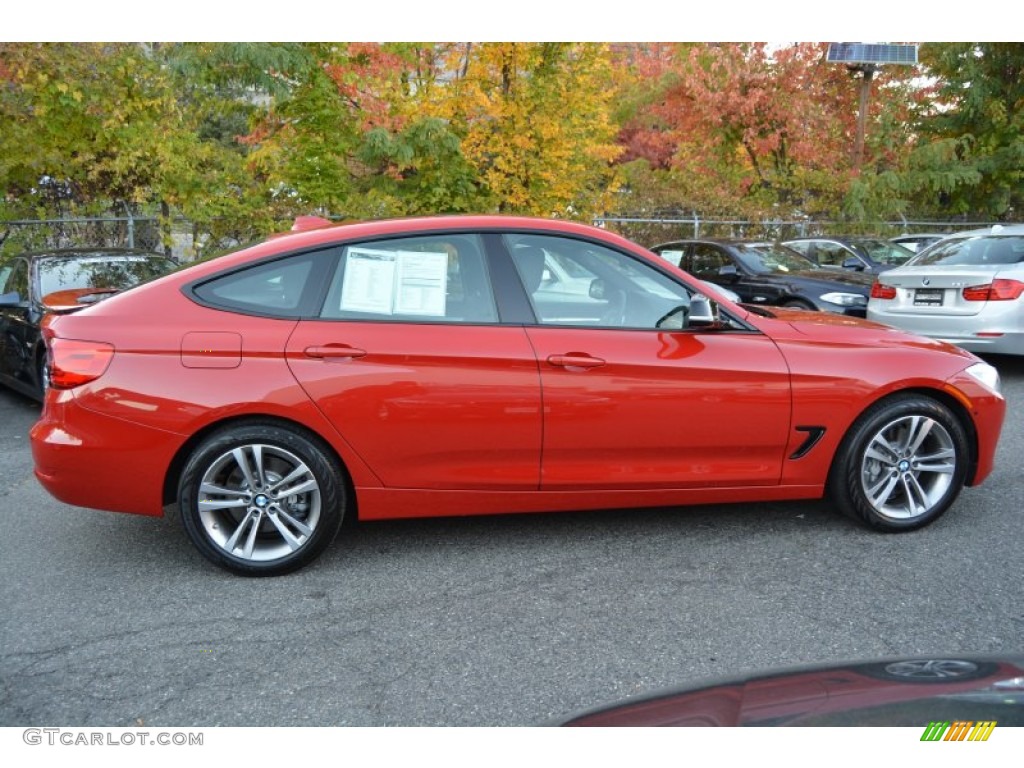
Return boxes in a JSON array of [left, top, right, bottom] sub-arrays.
[[735, 243, 819, 274], [908, 235, 1024, 267], [38, 254, 176, 297]]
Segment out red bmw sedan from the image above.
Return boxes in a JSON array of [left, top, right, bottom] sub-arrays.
[[30, 216, 1006, 575]]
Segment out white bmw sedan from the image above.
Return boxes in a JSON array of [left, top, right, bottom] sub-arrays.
[[868, 225, 1024, 355]]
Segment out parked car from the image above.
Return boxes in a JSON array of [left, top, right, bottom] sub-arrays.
[[868, 224, 1024, 356], [556, 655, 1024, 726], [783, 236, 915, 273], [890, 233, 949, 253], [31, 216, 1005, 576], [0, 248, 177, 400], [651, 239, 873, 316]]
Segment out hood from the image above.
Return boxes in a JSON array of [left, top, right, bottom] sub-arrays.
[[746, 306, 978, 360]]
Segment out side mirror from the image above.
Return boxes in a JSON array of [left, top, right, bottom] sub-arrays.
[[688, 295, 719, 327], [841, 257, 865, 271], [588, 278, 607, 300]]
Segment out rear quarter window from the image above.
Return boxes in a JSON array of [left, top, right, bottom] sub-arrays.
[[191, 250, 331, 318]]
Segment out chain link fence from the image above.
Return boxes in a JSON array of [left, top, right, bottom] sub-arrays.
[[593, 216, 1004, 249], [0, 214, 286, 262], [2, 212, 1013, 261]]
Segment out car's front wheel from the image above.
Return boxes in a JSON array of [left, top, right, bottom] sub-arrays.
[[829, 395, 969, 531], [178, 423, 345, 576]]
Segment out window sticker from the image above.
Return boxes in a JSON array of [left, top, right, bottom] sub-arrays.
[[394, 250, 448, 316], [340, 248, 397, 314], [340, 247, 449, 317]]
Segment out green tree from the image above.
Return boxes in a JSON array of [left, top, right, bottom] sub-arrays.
[[910, 42, 1024, 218]]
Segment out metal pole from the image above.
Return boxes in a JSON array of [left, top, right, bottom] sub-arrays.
[[853, 64, 876, 172], [122, 203, 135, 249]]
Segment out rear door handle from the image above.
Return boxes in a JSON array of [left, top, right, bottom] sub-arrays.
[[546, 353, 605, 369], [304, 345, 367, 360]]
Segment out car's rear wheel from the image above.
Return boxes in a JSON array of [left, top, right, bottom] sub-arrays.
[[178, 424, 345, 576], [829, 395, 969, 531]]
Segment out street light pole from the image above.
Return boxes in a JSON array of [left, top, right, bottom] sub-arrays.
[[852, 63, 877, 172]]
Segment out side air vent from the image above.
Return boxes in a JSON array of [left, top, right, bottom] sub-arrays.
[[790, 426, 826, 460]]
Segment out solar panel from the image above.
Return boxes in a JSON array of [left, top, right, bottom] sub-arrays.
[[826, 43, 918, 65]]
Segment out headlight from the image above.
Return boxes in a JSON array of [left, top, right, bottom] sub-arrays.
[[966, 362, 1001, 394], [820, 292, 868, 306]]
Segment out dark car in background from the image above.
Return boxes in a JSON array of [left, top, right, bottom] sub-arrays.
[[0, 248, 176, 399], [783, 236, 915, 273], [651, 239, 874, 316]]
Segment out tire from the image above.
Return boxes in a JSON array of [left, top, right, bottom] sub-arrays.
[[828, 395, 969, 531], [178, 424, 345, 576]]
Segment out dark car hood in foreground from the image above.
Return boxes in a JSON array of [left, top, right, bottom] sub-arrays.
[[556, 656, 1024, 726]]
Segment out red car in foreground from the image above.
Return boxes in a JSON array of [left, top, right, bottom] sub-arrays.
[[30, 216, 1006, 575]]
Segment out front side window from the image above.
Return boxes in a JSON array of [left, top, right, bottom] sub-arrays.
[[689, 244, 732, 282], [855, 239, 913, 266], [320, 233, 497, 323], [505, 234, 694, 329], [814, 242, 853, 268]]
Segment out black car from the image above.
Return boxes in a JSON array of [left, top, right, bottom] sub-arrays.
[[0, 248, 176, 400], [782, 235, 915, 273], [650, 239, 874, 316]]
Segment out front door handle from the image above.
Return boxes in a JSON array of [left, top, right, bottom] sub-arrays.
[[304, 345, 367, 360], [546, 353, 605, 370]]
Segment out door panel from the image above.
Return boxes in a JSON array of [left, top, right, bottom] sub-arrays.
[[525, 328, 791, 489], [286, 323, 542, 490]]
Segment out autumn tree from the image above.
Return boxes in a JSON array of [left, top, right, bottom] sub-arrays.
[[433, 43, 622, 217], [611, 43, 921, 225]]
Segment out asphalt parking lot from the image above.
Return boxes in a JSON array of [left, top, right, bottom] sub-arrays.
[[2, 356, 1023, 727]]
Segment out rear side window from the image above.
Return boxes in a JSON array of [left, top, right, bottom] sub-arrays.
[[320, 234, 497, 323], [192, 251, 328, 318]]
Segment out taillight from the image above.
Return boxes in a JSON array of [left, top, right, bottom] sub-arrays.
[[49, 339, 114, 389], [962, 279, 1024, 302], [870, 282, 896, 299]]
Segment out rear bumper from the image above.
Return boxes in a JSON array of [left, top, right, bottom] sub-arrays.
[[30, 392, 183, 516], [869, 304, 1024, 356]]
